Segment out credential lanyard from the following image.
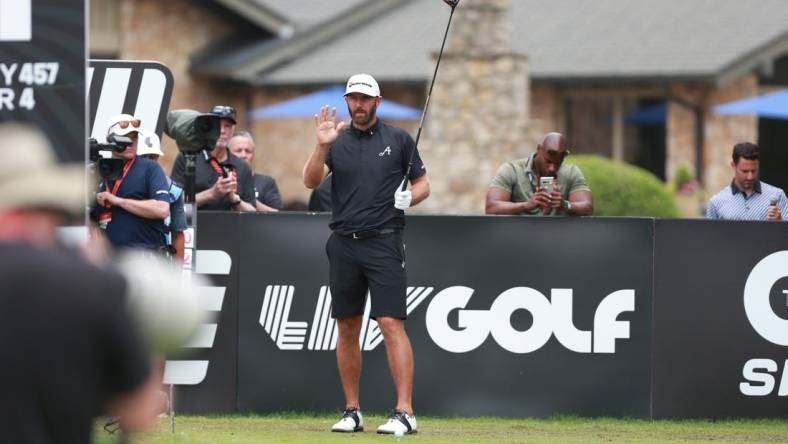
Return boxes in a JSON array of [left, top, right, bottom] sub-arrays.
[[204, 150, 225, 177], [102, 157, 136, 207]]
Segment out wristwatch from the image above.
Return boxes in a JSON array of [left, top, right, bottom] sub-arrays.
[[562, 200, 572, 213]]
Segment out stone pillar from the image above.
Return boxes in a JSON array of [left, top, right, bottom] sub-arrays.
[[704, 75, 758, 194], [417, 0, 529, 214], [666, 77, 757, 197]]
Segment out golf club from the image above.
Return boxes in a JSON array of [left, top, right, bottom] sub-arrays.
[[401, 0, 460, 190]]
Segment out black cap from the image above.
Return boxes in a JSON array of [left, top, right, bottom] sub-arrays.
[[210, 105, 236, 124]]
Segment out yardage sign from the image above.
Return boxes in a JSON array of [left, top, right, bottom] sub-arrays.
[[0, 0, 85, 162]]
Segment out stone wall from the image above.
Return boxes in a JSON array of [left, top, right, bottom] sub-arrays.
[[528, 85, 560, 150], [418, 0, 529, 214], [119, 0, 250, 175], [704, 75, 758, 194], [666, 76, 757, 197]]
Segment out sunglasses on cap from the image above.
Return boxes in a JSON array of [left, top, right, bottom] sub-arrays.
[[115, 119, 142, 129], [210, 105, 237, 122]]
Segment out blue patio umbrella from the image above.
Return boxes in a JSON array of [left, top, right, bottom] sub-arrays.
[[249, 85, 421, 121], [624, 102, 666, 125], [714, 89, 788, 120]]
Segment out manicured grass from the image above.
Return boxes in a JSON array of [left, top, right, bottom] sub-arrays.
[[95, 413, 788, 444]]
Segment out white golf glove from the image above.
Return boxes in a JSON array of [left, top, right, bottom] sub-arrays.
[[394, 178, 412, 210]]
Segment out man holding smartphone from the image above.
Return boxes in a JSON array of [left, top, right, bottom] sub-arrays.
[[485, 132, 593, 216], [171, 105, 256, 211]]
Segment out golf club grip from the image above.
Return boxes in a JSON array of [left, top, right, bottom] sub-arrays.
[[401, 170, 411, 191], [402, 2, 457, 192]]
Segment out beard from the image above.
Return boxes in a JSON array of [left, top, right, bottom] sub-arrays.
[[348, 103, 378, 127]]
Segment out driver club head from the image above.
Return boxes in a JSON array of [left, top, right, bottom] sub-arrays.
[[443, 0, 460, 8]]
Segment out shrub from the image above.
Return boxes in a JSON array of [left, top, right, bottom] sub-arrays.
[[568, 155, 680, 217], [673, 165, 694, 189]]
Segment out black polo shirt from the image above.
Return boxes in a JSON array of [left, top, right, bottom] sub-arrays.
[[171, 149, 256, 210], [326, 119, 426, 234]]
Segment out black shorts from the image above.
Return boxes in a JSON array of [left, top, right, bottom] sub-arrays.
[[326, 230, 407, 320]]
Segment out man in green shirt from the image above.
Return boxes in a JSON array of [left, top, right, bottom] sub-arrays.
[[485, 132, 593, 216]]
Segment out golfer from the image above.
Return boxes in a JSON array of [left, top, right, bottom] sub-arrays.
[[303, 73, 429, 435]]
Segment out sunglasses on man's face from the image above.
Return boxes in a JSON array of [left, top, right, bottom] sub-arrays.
[[116, 119, 142, 129]]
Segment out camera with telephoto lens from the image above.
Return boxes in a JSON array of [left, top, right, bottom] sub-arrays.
[[165, 109, 220, 154], [88, 134, 133, 180]]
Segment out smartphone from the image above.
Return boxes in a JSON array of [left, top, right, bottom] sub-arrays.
[[540, 176, 554, 193], [222, 164, 238, 192], [221, 163, 237, 179]]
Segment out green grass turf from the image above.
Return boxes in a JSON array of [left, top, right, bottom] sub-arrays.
[[95, 414, 788, 444]]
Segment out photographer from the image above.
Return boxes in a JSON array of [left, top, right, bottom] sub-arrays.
[[171, 105, 256, 211], [94, 114, 170, 251], [485, 132, 593, 216]]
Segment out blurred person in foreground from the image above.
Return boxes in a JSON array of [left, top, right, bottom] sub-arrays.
[[0, 123, 173, 443], [94, 114, 171, 252], [228, 131, 282, 212], [137, 129, 188, 261], [706, 142, 786, 220], [485, 132, 593, 216], [171, 105, 256, 211]]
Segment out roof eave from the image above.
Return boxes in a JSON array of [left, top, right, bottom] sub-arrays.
[[214, 0, 294, 38], [237, 0, 413, 83], [713, 31, 788, 87]]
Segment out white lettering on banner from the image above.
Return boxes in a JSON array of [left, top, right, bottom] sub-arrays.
[[259, 285, 308, 350], [739, 251, 788, 397], [0, 63, 17, 85], [0, 0, 31, 41], [425, 286, 635, 354], [739, 359, 788, 397], [743, 251, 788, 346], [260, 286, 434, 351], [0, 62, 59, 110], [88, 63, 170, 142], [163, 250, 230, 386]]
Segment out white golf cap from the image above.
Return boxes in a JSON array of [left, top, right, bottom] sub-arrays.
[[137, 129, 164, 157], [107, 113, 142, 138], [344, 73, 380, 97]]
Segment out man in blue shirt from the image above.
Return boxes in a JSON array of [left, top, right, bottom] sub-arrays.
[[706, 142, 786, 221], [303, 74, 429, 435], [95, 114, 170, 250]]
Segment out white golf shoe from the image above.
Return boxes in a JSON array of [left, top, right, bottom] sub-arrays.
[[331, 408, 364, 433], [377, 409, 417, 435]]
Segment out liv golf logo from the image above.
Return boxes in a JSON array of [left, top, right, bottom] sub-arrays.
[[259, 286, 434, 351], [163, 250, 231, 386], [259, 285, 635, 354], [740, 251, 788, 397]]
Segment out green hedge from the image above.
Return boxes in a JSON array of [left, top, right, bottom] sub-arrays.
[[569, 155, 680, 217]]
